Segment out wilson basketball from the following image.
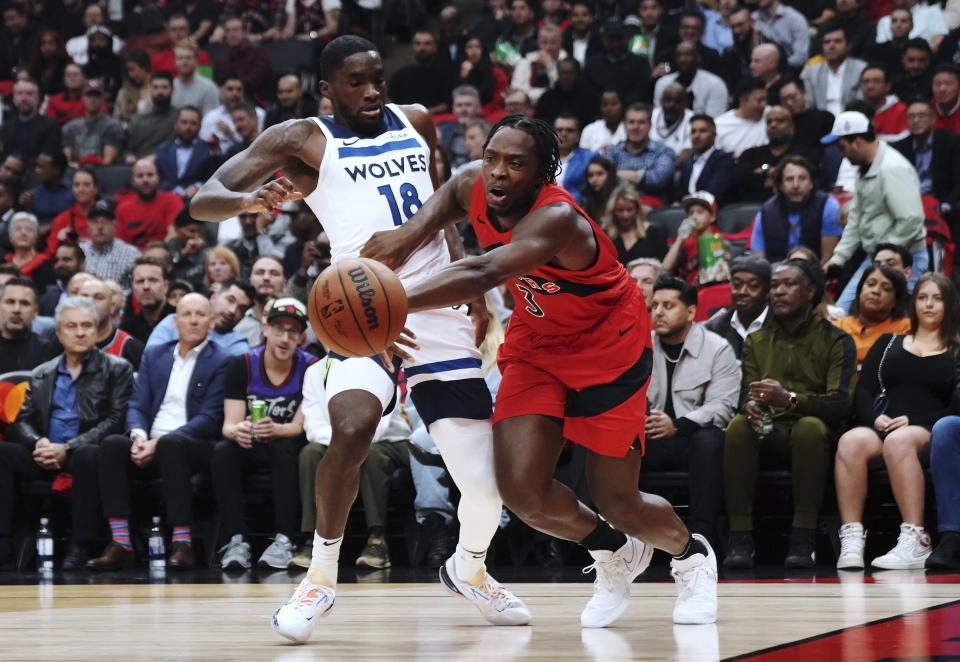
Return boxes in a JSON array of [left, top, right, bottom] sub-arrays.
[[308, 257, 408, 357]]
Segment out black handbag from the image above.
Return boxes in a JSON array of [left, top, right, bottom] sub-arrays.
[[872, 335, 897, 416]]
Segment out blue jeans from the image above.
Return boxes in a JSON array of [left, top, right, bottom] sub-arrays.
[[930, 416, 960, 532], [835, 247, 928, 313]]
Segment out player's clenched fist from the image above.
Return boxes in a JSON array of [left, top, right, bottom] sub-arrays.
[[243, 176, 303, 212]]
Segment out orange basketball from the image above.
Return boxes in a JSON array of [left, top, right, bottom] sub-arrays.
[[308, 257, 408, 357]]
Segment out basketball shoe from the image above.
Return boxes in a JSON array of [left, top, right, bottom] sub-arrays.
[[272, 574, 336, 643], [580, 535, 653, 628], [837, 523, 867, 569], [439, 555, 531, 625], [871, 523, 932, 569], [670, 534, 718, 625]]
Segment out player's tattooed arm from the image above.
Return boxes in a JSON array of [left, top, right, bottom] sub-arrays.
[[361, 163, 479, 270], [191, 119, 323, 222]]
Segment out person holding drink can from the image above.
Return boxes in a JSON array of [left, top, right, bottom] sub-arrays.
[[662, 191, 730, 286], [212, 298, 319, 570]]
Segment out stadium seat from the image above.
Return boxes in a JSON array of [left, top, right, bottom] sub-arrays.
[[717, 202, 761, 235], [647, 207, 686, 240]]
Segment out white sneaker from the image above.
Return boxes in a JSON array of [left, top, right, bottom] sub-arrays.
[[580, 535, 653, 628], [871, 523, 932, 570], [219, 534, 251, 570], [670, 534, 718, 625], [271, 576, 336, 643], [439, 555, 531, 625], [259, 533, 295, 569], [837, 523, 867, 570]]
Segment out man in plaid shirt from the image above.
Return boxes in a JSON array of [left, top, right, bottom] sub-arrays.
[[78, 200, 142, 294]]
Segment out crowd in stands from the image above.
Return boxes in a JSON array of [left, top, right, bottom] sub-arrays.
[[3, 0, 960, 574]]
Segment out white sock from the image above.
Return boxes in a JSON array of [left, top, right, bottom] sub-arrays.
[[309, 531, 341, 587], [455, 543, 487, 584]]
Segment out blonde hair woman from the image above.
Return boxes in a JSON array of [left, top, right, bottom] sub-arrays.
[[204, 246, 241, 293], [601, 184, 667, 266]]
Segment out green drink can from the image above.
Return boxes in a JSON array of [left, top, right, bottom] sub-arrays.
[[250, 400, 267, 442]]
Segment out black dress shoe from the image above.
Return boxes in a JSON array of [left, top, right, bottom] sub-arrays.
[[723, 531, 755, 569], [926, 531, 960, 569], [421, 514, 454, 569], [784, 528, 816, 569], [61, 542, 90, 570]]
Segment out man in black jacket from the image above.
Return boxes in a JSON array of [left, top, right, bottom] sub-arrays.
[[0, 277, 59, 374], [1, 79, 62, 169], [0, 296, 133, 569], [706, 256, 771, 360], [583, 18, 652, 105], [892, 99, 960, 239]]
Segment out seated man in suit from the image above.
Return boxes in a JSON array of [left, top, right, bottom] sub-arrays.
[[800, 22, 866, 116], [892, 99, 960, 239], [86, 293, 230, 570], [0, 296, 133, 568], [677, 114, 734, 204], [156, 106, 212, 199]]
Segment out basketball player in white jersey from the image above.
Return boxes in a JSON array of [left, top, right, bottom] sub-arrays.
[[191, 35, 530, 643]]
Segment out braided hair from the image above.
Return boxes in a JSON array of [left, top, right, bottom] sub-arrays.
[[483, 115, 561, 186]]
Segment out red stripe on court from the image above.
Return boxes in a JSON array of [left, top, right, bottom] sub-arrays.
[[731, 600, 960, 661]]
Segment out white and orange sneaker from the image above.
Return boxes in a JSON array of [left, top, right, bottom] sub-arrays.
[[272, 576, 336, 643], [439, 556, 531, 625]]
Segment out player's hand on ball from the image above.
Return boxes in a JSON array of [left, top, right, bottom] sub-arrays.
[[360, 228, 417, 271], [377, 327, 419, 371], [244, 176, 303, 212]]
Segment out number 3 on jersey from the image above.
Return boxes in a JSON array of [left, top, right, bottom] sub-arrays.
[[378, 183, 423, 226]]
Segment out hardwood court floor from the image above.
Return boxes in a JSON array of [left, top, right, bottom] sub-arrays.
[[0, 570, 958, 661]]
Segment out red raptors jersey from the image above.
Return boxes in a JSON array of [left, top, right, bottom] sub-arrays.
[[469, 179, 636, 336]]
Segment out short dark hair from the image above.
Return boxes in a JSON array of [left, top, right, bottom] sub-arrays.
[[689, 113, 715, 129], [55, 242, 85, 262], [484, 115, 561, 185], [819, 19, 850, 43], [554, 112, 581, 129], [780, 76, 805, 93], [0, 264, 23, 278], [873, 242, 913, 268], [133, 255, 169, 276], [850, 264, 908, 319], [680, 9, 705, 28], [38, 150, 67, 174], [150, 70, 174, 84], [174, 208, 201, 227], [904, 37, 932, 56], [860, 64, 888, 84], [320, 35, 378, 80], [777, 258, 825, 306], [177, 105, 202, 121], [216, 72, 244, 88], [625, 102, 653, 121], [0, 276, 37, 300], [735, 77, 766, 100], [230, 100, 258, 117], [653, 275, 698, 307], [933, 63, 960, 83], [222, 277, 255, 303]]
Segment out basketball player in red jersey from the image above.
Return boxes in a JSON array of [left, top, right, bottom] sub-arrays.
[[363, 116, 718, 627]]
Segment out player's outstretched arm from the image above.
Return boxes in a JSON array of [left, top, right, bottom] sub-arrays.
[[360, 163, 480, 270], [191, 119, 321, 222], [404, 202, 578, 312]]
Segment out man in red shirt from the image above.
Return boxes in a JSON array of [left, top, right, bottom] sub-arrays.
[[150, 13, 211, 77], [933, 64, 960, 134], [116, 159, 184, 249], [45, 63, 90, 126], [860, 65, 908, 142]]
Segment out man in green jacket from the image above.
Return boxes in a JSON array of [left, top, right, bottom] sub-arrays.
[[724, 259, 857, 570], [821, 110, 927, 312]]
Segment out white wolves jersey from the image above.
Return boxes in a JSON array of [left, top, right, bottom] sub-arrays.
[[303, 104, 449, 287]]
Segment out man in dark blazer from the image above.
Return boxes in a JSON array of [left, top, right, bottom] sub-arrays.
[[155, 106, 212, 199], [892, 99, 960, 235], [86, 293, 230, 571], [676, 114, 734, 204]]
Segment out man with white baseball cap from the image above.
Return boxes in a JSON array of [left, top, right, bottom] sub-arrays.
[[820, 111, 927, 311]]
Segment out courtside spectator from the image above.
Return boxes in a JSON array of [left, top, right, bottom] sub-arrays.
[[233, 255, 288, 347], [213, 298, 316, 569], [0, 296, 133, 569], [835, 273, 960, 570], [645, 276, 739, 548], [602, 184, 667, 265], [724, 259, 856, 569], [117, 159, 185, 249], [145, 277, 253, 355], [706, 255, 772, 359], [121, 257, 175, 344], [78, 277, 145, 369], [832, 265, 910, 368], [929, 414, 960, 568], [0, 277, 59, 373], [627, 257, 663, 310], [86, 293, 229, 570]]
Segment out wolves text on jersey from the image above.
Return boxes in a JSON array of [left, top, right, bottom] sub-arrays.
[[343, 153, 428, 183]]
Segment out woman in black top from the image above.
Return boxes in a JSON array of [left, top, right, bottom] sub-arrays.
[[601, 184, 668, 266], [834, 273, 960, 571]]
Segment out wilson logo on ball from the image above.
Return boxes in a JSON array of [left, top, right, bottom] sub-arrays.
[[348, 266, 381, 331], [321, 300, 345, 318]]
